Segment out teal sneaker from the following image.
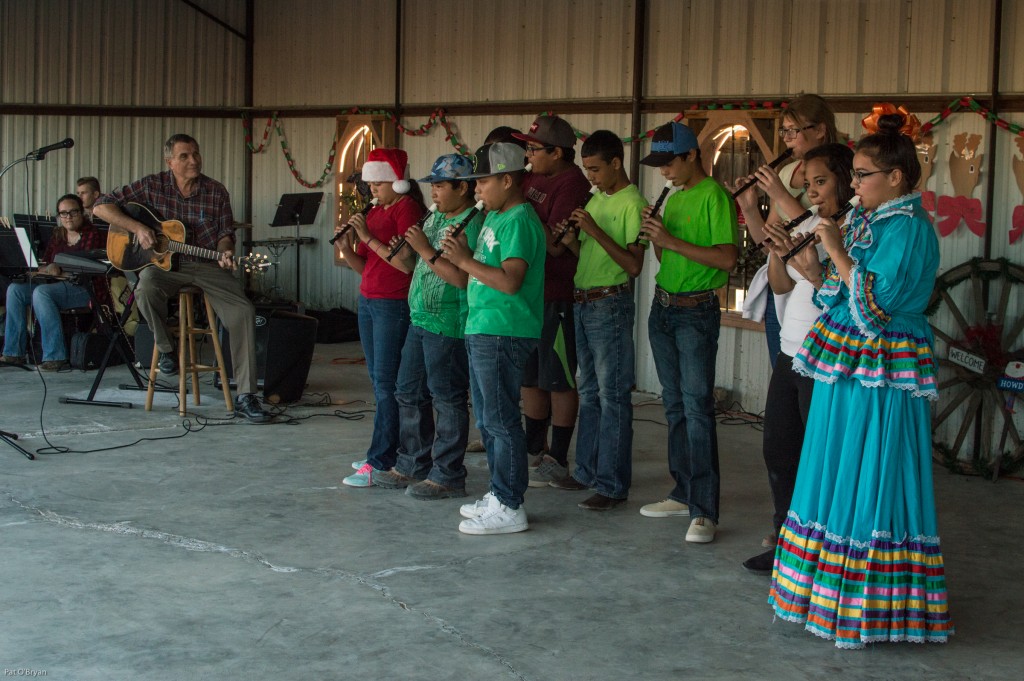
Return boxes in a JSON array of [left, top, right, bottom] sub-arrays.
[[342, 463, 376, 488], [351, 459, 366, 470]]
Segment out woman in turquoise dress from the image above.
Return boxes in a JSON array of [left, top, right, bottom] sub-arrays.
[[768, 112, 954, 648]]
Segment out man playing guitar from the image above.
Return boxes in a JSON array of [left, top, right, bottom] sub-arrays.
[[93, 133, 270, 423]]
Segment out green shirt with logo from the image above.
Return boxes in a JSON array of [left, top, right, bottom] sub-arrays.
[[574, 184, 647, 289], [409, 205, 484, 339], [655, 176, 737, 293], [465, 202, 545, 338]]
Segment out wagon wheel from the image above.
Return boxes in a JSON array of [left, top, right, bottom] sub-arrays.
[[927, 258, 1024, 479]]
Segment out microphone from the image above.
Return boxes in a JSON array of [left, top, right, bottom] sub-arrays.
[[386, 203, 437, 261], [743, 205, 819, 258], [634, 180, 674, 246], [28, 138, 74, 161], [553, 185, 601, 245], [430, 200, 485, 264], [781, 196, 861, 264], [330, 199, 378, 245], [730, 148, 794, 199]]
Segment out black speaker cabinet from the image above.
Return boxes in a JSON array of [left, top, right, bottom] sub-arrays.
[[220, 308, 318, 404], [134, 319, 154, 368]]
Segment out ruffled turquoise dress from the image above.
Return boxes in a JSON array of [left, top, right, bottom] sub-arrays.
[[768, 193, 954, 648]]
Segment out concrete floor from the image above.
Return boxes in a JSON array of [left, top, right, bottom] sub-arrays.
[[0, 340, 1021, 681]]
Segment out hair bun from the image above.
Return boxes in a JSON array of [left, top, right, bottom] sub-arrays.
[[876, 113, 906, 134]]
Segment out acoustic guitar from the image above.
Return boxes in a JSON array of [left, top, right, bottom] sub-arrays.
[[106, 202, 268, 273]]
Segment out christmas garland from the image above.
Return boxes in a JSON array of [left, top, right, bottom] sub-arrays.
[[244, 96, 1024, 188]]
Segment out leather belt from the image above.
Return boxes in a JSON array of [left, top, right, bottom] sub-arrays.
[[573, 283, 631, 304], [653, 286, 716, 308]]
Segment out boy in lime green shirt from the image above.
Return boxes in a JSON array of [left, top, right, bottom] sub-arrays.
[[555, 130, 646, 510], [440, 142, 545, 535], [637, 122, 738, 544]]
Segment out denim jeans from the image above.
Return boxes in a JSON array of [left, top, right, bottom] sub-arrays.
[[466, 334, 537, 509], [357, 295, 411, 470], [394, 325, 470, 488], [4, 280, 92, 362], [647, 296, 721, 523], [572, 291, 635, 499]]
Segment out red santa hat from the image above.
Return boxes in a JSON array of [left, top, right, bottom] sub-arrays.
[[360, 148, 411, 194]]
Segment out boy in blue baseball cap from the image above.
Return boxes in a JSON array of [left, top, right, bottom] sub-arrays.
[[637, 122, 739, 544], [374, 153, 485, 500]]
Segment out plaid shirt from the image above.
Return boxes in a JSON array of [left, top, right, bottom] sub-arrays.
[[43, 221, 111, 307], [96, 170, 235, 261]]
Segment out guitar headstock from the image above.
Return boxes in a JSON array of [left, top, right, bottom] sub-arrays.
[[239, 253, 271, 274]]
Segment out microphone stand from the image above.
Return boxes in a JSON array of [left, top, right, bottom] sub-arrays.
[[0, 153, 38, 460]]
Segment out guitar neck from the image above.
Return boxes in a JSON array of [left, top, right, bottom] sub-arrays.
[[167, 239, 221, 263]]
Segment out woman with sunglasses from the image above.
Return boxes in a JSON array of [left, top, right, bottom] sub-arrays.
[[1, 194, 107, 371], [768, 112, 953, 648]]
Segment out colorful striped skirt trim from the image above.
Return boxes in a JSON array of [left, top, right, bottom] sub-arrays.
[[768, 512, 954, 649]]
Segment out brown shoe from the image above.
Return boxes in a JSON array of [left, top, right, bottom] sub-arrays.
[[38, 360, 70, 372], [549, 475, 587, 491], [405, 479, 467, 500], [1, 355, 27, 365], [373, 468, 417, 489], [578, 493, 626, 511]]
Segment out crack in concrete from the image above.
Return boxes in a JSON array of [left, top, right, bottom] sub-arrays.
[[7, 494, 529, 681]]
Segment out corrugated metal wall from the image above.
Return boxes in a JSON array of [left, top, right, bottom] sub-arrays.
[[4, 0, 1022, 411], [0, 0, 248, 215]]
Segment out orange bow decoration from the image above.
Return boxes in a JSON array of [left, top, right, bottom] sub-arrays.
[[861, 103, 922, 142]]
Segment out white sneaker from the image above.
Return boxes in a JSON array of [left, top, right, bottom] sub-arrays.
[[639, 499, 690, 518], [685, 517, 717, 543], [459, 492, 496, 519], [458, 495, 529, 535]]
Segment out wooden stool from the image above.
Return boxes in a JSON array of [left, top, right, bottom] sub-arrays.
[[145, 286, 233, 417]]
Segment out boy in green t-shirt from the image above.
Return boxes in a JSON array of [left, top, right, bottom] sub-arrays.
[[440, 143, 545, 535], [553, 130, 646, 511], [373, 154, 484, 500], [637, 122, 738, 545]]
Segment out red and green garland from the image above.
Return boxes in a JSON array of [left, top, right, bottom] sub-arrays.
[[243, 96, 1024, 189]]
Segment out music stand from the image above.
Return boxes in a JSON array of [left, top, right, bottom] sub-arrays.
[[13, 214, 57, 262], [268, 193, 323, 303]]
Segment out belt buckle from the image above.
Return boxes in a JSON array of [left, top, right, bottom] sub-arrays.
[[655, 288, 669, 307]]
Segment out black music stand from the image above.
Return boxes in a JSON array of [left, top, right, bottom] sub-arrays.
[[13, 214, 57, 262], [58, 272, 155, 409], [269, 193, 323, 303]]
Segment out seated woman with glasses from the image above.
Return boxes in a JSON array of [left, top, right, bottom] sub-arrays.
[[1, 194, 108, 371]]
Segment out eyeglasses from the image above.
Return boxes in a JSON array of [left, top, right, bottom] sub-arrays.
[[525, 145, 554, 155], [778, 124, 816, 139], [58, 209, 83, 218], [851, 168, 893, 182]]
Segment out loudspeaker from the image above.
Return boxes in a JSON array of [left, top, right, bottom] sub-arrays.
[[134, 320, 154, 368], [220, 308, 318, 404]]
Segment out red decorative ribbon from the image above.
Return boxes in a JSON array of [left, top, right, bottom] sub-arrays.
[[921, 190, 936, 213], [1012, 205, 1024, 244], [861, 103, 922, 142], [936, 195, 985, 237]]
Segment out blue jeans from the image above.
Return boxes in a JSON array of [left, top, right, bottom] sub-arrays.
[[466, 334, 537, 509], [4, 280, 92, 362], [572, 291, 635, 499], [357, 295, 411, 470], [647, 297, 721, 523], [394, 325, 470, 488]]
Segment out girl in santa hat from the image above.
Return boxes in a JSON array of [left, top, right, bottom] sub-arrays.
[[336, 147, 426, 487]]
